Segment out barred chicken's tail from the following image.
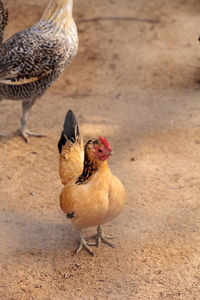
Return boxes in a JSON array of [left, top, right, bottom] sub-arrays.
[[0, 0, 8, 44], [58, 110, 80, 153]]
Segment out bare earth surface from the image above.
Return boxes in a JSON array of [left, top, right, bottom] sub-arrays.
[[0, 0, 200, 299]]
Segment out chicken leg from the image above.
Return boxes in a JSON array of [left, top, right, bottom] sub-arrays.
[[20, 100, 45, 143], [0, 97, 6, 137], [90, 225, 115, 248], [76, 229, 95, 256]]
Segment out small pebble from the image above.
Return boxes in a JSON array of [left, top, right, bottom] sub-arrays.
[[64, 273, 72, 279], [116, 92, 121, 99], [75, 263, 81, 268]]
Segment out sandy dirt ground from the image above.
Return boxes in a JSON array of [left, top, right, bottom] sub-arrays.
[[0, 0, 200, 299]]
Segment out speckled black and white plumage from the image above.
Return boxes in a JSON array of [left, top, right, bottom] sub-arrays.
[[0, 30, 75, 99], [0, 0, 78, 142], [0, 0, 8, 44]]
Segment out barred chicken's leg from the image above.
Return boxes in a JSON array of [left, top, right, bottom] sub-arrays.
[[0, 98, 6, 137], [90, 225, 115, 248], [76, 229, 94, 256], [20, 100, 46, 143]]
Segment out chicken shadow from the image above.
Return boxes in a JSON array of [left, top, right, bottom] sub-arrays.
[[0, 209, 79, 255]]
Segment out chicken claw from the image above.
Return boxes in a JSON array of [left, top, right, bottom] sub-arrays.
[[90, 225, 115, 248], [76, 229, 94, 256], [19, 129, 46, 143]]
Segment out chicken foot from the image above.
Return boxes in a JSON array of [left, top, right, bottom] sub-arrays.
[[0, 98, 6, 137], [88, 225, 115, 248], [0, 99, 45, 141], [19, 127, 46, 143], [20, 100, 46, 143], [76, 229, 95, 256]]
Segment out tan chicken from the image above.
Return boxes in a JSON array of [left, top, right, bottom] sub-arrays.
[[0, 0, 78, 142], [58, 110, 126, 255]]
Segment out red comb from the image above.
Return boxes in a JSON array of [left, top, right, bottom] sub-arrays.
[[99, 136, 112, 151]]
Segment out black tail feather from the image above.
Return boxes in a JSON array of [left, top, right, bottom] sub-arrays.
[[58, 110, 80, 153]]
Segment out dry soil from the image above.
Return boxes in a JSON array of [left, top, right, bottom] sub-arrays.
[[0, 0, 200, 299]]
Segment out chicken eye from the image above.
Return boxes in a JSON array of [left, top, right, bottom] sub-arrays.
[[98, 149, 103, 153]]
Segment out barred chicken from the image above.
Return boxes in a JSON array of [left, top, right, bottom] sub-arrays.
[[0, 0, 78, 142], [58, 110, 126, 255]]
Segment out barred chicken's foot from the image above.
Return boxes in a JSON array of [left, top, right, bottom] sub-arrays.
[[90, 225, 115, 248], [76, 230, 94, 256], [19, 129, 46, 143]]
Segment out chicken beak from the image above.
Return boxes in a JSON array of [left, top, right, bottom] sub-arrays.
[[109, 151, 114, 156]]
